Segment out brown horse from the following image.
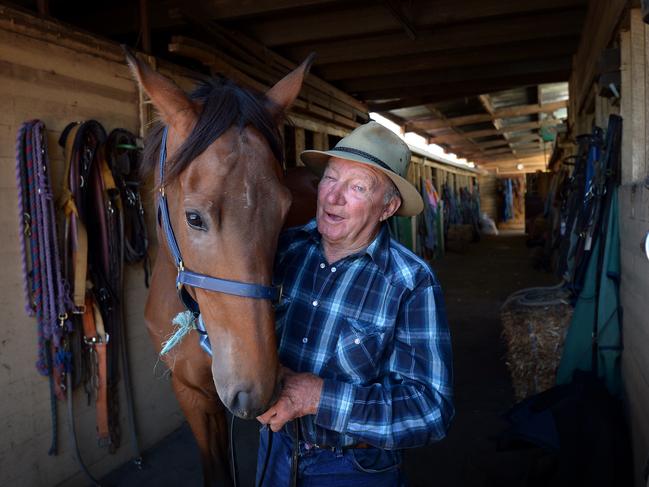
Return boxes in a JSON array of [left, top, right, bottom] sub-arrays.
[[125, 51, 313, 485]]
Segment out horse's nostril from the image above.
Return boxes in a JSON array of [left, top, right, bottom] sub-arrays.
[[232, 390, 253, 418]]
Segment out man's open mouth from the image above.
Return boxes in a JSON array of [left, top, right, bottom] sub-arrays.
[[325, 211, 344, 222]]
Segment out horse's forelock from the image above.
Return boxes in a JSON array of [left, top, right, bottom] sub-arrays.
[[140, 78, 284, 186]]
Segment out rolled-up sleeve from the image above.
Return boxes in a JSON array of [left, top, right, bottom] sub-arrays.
[[315, 282, 454, 449]]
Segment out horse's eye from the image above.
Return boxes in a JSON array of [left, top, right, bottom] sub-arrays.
[[185, 211, 205, 230]]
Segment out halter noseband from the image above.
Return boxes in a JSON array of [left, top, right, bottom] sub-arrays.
[[157, 127, 282, 314]]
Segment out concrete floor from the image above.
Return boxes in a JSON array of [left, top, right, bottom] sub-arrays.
[[102, 233, 557, 487]]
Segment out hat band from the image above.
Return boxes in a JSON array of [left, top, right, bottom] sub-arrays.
[[334, 146, 395, 174]]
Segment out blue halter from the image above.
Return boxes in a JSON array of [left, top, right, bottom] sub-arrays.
[[157, 127, 282, 315]]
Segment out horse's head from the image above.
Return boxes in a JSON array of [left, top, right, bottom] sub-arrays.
[[126, 50, 312, 418]]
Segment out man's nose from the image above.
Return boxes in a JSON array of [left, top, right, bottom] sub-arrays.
[[325, 184, 345, 205]]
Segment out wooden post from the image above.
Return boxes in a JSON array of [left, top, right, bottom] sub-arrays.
[[313, 132, 327, 151], [139, 0, 151, 54], [295, 127, 306, 166]]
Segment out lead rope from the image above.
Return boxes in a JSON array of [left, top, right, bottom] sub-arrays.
[[257, 427, 273, 487], [117, 205, 143, 469], [229, 415, 274, 487], [16, 120, 74, 455]]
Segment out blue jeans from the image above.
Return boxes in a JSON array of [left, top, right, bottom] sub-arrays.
[[255, 427, 405, 487]]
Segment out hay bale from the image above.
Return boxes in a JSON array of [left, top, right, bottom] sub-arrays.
[[501, 288, 574, 401]]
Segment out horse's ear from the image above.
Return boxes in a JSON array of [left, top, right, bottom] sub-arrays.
[[265, 53, 316, 119], [122, 45, 198, 133]]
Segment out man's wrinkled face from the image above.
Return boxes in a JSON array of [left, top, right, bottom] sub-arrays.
[[316, 157, 391, 253]]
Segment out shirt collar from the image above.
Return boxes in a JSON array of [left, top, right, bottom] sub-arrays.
[[300, 218, 391, 272]]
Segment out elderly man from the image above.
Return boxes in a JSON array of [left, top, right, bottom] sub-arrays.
[[256, 121, 454, 486]]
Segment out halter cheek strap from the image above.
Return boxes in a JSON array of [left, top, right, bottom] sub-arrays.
[[157, 127, 282, 313]]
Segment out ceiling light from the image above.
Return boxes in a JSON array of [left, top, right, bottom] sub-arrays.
[[517, 164, 524, 170]]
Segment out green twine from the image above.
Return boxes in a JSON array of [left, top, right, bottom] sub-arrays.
[[160, 311, 197, 356]]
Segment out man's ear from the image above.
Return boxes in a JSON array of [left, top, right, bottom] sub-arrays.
[[265, 53, 316, 120], [122, 45, 198, 134], [380, 193, 402, 221]]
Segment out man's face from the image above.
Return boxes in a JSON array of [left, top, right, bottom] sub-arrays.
[[316, 157, 392, 252]]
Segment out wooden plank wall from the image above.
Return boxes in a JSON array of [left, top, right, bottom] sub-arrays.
[[618, 10, 649, 487], [572, 7, 649, 487], [478, 173, 498, 222], [408, 152, 478, 192], [0, 11, 184, 487]]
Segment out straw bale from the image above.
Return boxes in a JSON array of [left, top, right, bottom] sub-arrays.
[[501, 289, 574, 401]]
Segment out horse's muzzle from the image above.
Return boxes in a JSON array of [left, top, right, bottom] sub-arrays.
[[228, 374, 282, 419]]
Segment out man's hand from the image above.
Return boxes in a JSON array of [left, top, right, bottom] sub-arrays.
[[256, 367, 323, 432]]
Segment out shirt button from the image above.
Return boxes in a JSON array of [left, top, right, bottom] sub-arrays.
[[320, 263, 326, 269], [331, 267, 337, 273], [354, 338, 361, 345], [312, 300, 318, 307], [302, 337, 308, 344]]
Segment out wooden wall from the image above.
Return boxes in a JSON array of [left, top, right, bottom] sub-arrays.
[[571, 6, 649, 486], [408, 151, 478, 194], [478, 173, 498, 223], [618, 9, 649, 487], [0, 10, 184, 487]]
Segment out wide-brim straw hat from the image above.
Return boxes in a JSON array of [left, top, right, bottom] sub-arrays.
[[300, 121, 424, 216]]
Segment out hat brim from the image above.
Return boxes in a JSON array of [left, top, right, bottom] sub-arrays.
[[300, 149, 424, 217]]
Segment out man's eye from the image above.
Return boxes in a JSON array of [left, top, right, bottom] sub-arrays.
[[186, 211, 206, 230], [354, 185, 366, 193]]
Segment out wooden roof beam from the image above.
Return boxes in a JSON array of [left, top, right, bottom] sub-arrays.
[[479, 93, 516, 161], [347, 58, 571, 98], [284, 9, 584, 63], [381, 0, 417, 40], [419, 105, 487, 158], [317, 37, 579, 81], [476, 153, 547, 164], [406, 100, 568, 131], [248, 1, 586, 47], [207, 0, 343, 20], [366, 71, 569, 110], [429, 120, 562, 144], [445, 139, 511, 150]]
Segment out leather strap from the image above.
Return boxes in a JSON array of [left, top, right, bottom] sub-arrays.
[[81, 295, 110, 444], [61, 124, 88, 311]]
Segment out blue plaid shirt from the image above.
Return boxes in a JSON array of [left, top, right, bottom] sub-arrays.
[[274, 219, 454, 450]]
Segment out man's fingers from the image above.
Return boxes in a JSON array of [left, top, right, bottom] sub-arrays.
[[267, 400, 294, 432], [256, 408, 276, 424], [269, 409, 291, 432]]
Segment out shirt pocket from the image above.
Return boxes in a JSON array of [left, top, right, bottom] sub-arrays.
[[325, 317, 387, 384]]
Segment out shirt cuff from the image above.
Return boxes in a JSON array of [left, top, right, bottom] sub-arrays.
[[314, 378, 355, 434]]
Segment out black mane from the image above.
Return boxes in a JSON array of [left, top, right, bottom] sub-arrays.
[[141, 76, 284, 184]]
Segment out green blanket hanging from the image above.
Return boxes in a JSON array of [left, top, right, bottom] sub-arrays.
[[557, 187, 622, 396]]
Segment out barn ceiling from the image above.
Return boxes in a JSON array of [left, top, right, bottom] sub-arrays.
[[9, 0, 589, 172]]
